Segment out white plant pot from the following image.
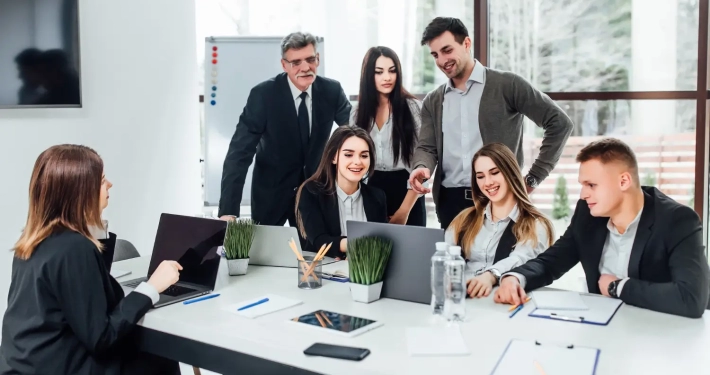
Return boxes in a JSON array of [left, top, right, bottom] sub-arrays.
[[349, 281, 383, 303], [226, 258, 249, 276]]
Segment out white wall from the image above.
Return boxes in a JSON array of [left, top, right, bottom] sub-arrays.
[[0, 0, 202, 331]]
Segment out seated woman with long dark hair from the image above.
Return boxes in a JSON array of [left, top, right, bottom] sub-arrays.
[[447, 143, 555, 298], [0, 145, 182, 375], [296, 125, 388, 259]]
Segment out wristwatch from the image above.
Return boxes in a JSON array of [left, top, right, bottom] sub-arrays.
[[525, 174, 540, 189], [487, 269, 502, 285], [608, 279, 621, 298]]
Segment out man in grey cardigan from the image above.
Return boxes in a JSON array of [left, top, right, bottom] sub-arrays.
[[409, 17, 574, 229]]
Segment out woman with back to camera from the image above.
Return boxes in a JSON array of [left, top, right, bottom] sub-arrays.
[[351, 46, 426, 226], [0, 144, 183, 375], [446, 143, 555, 298], [296, 125, 388, 260]]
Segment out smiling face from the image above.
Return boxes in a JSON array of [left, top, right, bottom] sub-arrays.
[[426, 31, 472, 80], [333, 136, 370, 185], [99, 172, 112, 212], [474, 156, 510, 203], [578, 159, 631, 217], [281, 44, 319, 91], [374, 56, 396, 95]]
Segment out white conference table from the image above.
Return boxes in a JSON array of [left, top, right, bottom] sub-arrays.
[[115, 256, 710, 375]]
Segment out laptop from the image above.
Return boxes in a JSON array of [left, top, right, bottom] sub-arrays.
[[347, 221, 445, 304], [121, 213, 227, 308], [248, 225, 337, 267]]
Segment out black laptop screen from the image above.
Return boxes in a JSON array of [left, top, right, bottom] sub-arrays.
[[147, 214, 227, 289]]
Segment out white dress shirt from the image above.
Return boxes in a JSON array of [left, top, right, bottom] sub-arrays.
[[349, 98, 422, 172], [287, 76, 313, 133], [445, 204, 550, 281], [336, 184, 367, 236], [441, 59, 486, 188], [506, 208, 644, 296]]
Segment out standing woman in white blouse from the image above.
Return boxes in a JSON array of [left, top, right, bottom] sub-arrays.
[[446, 143, 555, 298], [351, 46, 426, 226]]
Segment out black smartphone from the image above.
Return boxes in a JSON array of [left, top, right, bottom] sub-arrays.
[[303, 343, 371, 361]]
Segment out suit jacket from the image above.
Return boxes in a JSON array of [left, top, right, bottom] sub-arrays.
[[410, 67, 573, 209], [219, 73, 351, 224], [297, 181, 388, 258], [0, 231, 153, 375], [509, 187, 710, 318]]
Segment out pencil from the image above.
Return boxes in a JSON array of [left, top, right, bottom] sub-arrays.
[[508, 296, 532, 312], [533, 360, 547, 375]]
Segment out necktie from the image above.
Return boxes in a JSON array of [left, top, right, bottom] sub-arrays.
[[298, 91, 310, 149]]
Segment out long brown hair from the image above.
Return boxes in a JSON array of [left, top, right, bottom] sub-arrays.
[[354, 46, 417, 166], [449, 143, 554, 259], [295, 125, 376, 238], [14, 145, 104, 259]]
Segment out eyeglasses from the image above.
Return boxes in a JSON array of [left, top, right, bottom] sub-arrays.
[[283, 55, 319, 68]]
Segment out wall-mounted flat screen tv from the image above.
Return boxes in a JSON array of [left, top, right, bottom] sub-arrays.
[[0, 0, 81, 108]]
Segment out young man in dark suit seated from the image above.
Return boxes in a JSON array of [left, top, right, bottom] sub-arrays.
[[494, 138, 709, 318]]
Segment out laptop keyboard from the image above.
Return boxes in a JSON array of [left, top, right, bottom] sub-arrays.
[[123, 279, 197, 297], [161, 284, 197, 297]]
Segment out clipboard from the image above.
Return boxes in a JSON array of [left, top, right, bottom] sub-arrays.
[[528, 294, 623, 326], [490, 339, 600, 375]]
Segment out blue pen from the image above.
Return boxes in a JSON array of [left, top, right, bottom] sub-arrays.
[[183, 293, 220, 305], [237, 297, 269, 311], [509, 303, 524, 318]]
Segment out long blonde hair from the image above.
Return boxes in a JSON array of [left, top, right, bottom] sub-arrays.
[[14, 145, 104, 259], [449, 143, 554, 259]]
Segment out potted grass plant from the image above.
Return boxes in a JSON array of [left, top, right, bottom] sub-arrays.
[[347, 236, 393, 303], [223, 218, 256, 276]]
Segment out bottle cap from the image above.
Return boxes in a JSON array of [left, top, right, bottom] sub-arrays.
[[448, 246, 461, 256], [435, 242, 449, 251]]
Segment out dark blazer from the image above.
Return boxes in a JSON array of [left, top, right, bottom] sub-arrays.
[[219, 73, 351, 224], [297, 181, 388, 258], [0, 231, 153, 375], [508, 187, 710, 318]]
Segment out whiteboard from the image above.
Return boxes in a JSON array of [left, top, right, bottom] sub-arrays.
[[203, 36, 327, 206]]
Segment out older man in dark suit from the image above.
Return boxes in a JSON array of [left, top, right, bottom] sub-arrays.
[[219, 32, 351, 229]]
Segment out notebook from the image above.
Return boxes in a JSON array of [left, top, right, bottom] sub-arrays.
[[532, 291, 589, 310], [405, 326, 470, 357], [491, 339, 599, 375], [529, 294, 623, 326], [223, 294, 302, 319]]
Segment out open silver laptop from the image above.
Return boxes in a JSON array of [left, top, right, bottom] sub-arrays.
[[121, 213, 227, 308], [347, 220, 445, 304], [248, 225, 337, 267]]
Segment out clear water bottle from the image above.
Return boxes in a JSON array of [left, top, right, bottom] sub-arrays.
[[430, 242, 449, 316], [444, 245, 467, 322]]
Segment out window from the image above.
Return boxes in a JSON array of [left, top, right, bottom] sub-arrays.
[[488, 0, 699, 92]]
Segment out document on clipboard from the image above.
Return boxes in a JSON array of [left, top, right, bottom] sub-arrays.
[[529, 294, 623, 326], [490, 339, 599, 375]]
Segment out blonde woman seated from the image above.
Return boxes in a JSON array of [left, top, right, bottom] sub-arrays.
[[446, 143, 554, 298]]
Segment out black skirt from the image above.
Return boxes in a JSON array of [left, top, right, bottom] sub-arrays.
[[366, 169, 427, 227]]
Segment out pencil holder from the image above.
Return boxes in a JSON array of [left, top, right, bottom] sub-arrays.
[[298, 256, 322, 290]]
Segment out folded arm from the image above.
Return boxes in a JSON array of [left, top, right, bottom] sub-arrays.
[[620, 207, 710, 318], [298, 187, 345, 259]]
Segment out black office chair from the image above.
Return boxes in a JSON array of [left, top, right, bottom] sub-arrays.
[[113, 239, 140, 262]]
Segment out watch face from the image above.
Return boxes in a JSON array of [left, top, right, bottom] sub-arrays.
[[526, 176, 538, 187]]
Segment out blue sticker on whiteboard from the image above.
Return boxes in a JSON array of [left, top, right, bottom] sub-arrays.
[[212, 86, 217, 91], [211, 93, 216, 98], [210, 100, 216, 105]]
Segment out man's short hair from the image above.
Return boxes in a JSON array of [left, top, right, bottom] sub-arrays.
[[280, 32, 318, 58], [420, 17, 469, 46], [14, 48, 42, 67], [576, 138, 639, 183]]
